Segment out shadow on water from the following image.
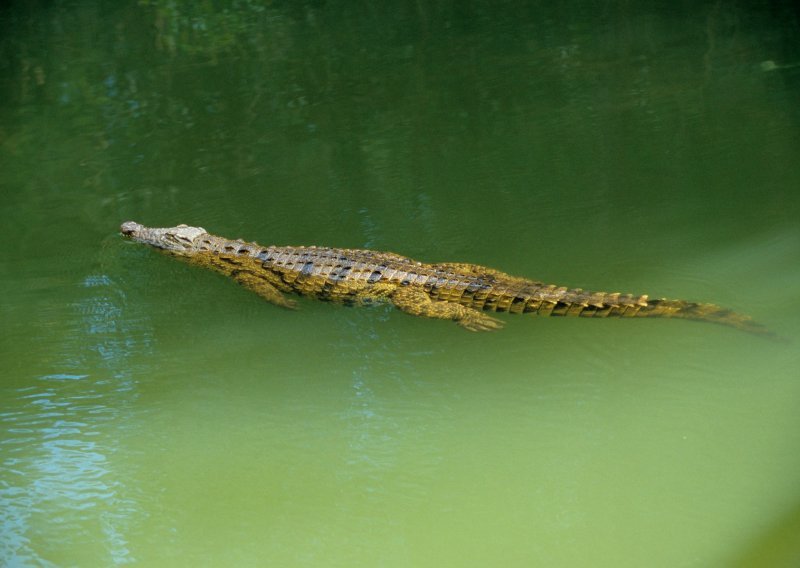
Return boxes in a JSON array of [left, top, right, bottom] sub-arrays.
[[0, 273, 152, 565], [731, 501, 800, 567]]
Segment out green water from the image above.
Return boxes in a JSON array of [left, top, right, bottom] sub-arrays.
[[2, 2, 800, 566]]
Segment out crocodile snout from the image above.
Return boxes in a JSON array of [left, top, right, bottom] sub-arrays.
[[120, 221, 142, 236]]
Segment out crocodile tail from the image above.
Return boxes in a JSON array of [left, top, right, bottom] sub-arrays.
[[520, 288, 770, 336], [639, 298, 771, 335]]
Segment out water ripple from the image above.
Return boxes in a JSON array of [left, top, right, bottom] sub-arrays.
[[1, 273, 153, 565]]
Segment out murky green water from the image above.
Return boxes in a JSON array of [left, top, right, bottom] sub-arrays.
[[2, 2, 800, 566]]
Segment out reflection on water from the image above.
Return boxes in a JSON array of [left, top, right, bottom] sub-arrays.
[[1, 275, 150, 564]]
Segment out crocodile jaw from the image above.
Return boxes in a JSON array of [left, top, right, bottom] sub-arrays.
[[120, 221, 207, 253]]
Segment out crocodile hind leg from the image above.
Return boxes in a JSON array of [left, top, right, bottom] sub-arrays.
[[390, 286, 504, 331], [231, 269, 297, 309]]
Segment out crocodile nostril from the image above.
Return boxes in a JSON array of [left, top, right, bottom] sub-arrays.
[[120, 221, 141, 235]]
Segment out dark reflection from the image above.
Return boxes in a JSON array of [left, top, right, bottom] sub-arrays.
[[0, 274, 151, 564], [2, 1, 798, 250]]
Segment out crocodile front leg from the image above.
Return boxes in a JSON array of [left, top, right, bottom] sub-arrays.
[[390, 286, 504, 331], [231, 269, 297, 309]]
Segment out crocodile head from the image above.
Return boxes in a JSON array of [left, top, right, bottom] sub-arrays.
[[120, 221, 208, 254]]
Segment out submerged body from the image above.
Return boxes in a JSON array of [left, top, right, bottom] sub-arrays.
[[120, 221, 766, 334]]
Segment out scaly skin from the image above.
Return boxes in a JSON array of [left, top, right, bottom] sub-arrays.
[[120, 221, 768, 334]]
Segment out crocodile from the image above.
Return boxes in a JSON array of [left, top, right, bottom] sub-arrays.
[[120, 221, 767, 335]]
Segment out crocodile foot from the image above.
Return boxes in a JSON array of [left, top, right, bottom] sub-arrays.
[[457, 311, 505, 332]]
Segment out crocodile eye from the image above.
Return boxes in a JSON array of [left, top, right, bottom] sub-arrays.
[[165, 234, 192, 247]]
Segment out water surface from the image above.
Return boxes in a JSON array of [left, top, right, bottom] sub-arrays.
[[1, 2, 799, 566]]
